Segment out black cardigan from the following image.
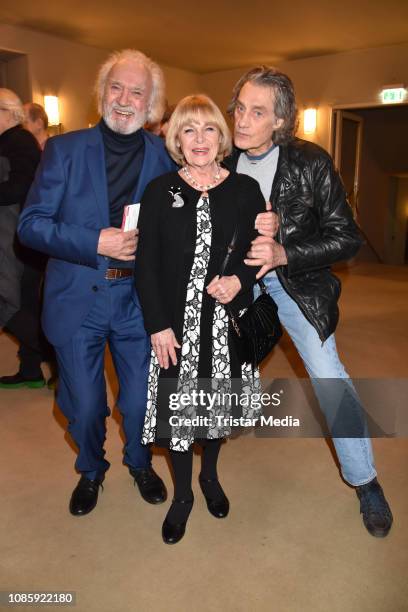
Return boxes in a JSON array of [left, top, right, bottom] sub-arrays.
[[135, 170, 266, 335]]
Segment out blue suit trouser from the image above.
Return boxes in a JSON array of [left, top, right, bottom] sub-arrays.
[[54, 276, 151, 480]]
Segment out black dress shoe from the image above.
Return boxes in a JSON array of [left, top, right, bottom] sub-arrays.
[[199, 476, 229, 518], [0, 372, 45, 389], [162, 496, 194, 545], [69, 475, 104, 516], [129, 467, 167, 504], [356, 477, 393, 537]]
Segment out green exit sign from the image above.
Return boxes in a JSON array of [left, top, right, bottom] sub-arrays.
[[381, 87, 406, 104]]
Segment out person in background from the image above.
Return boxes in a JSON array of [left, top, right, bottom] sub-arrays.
[[0, 88, 44, 389], [23, 103, 49, 151], [22, 102, 57, 389], [225, 65, 393, 538], [18, 49, 174, 517], [145, 103, 175, 138], [158, 103, 175, 138]]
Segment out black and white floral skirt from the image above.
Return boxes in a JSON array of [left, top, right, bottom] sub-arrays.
[[141, 195, 260, 451]]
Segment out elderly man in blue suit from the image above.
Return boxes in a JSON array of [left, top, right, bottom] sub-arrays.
[[18, 49, 175, 516]]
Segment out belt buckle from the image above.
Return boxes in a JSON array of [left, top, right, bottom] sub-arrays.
[[105, 268, 117, 280], [105, 267, 131, 280]]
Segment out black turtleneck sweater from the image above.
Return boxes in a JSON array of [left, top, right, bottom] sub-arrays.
[[99, 118, 145, 267]]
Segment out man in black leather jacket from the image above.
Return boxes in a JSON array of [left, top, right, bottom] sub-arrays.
[[224, 66, 393, 537]]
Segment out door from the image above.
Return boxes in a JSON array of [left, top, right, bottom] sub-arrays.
[[332, 110, 363, 219], [0, 49, 30, 102]]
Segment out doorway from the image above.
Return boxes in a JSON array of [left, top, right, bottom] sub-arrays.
[[331, 104, 408, 265], [0, 49, 31, 102], [332, 110, 363, 219]]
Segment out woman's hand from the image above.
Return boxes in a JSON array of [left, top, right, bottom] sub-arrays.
[[151, 328, 181, 369], [206, 275, 242, 304], [255, 202, 279, 238]]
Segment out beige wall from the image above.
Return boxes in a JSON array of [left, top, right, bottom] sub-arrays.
[[199, 43, 408, 152], [1, 22, 407, 153], [0, 24, 199, 133], [163, 66, 200, 106]]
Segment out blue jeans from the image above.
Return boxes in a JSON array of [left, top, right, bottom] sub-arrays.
[[256, 273, 376, 486]]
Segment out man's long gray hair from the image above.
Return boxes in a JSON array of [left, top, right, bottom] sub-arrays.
[[95, 49, 166, 124], [228, 66, 298, 145]]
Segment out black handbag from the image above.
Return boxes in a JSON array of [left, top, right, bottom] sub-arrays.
[[219, 229, 283, 368]]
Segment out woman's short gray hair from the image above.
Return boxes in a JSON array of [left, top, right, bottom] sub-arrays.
[[0, 88, 25, 124], [227, 66, 298, 145], [95, 49, 166, 124], [166, 94, 232, 166]]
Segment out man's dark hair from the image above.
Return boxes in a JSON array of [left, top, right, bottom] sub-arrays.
[[228, 66, 298, 145], [26, 102, 49, 130]]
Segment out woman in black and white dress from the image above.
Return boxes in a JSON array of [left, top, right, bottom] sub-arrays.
[[135, 94, 266, 544]]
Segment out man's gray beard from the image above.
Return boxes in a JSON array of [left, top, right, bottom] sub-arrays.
[[103, 109, 145, 135]]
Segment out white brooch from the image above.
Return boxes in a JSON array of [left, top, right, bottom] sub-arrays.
[[169, 187, 184, 208]]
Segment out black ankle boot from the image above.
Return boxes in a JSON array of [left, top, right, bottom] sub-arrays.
[[356, 478, 393, 537], [199, 475, 229, 518], [162, 495, 194, 544]]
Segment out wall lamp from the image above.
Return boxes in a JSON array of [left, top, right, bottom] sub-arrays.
[[44, 95, 60, 126], [303, 108, 317, 134]]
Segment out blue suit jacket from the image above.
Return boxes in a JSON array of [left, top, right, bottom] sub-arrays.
[[18, 126, 175, 346]]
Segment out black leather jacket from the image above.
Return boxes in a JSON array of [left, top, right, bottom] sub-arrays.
[[224, 139, 363, 342]]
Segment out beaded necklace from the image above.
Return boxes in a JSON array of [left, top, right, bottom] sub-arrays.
[[182, 164, 221, 191]]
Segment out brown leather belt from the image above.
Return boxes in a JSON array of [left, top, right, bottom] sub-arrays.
[[104, 268, 133, 280]]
